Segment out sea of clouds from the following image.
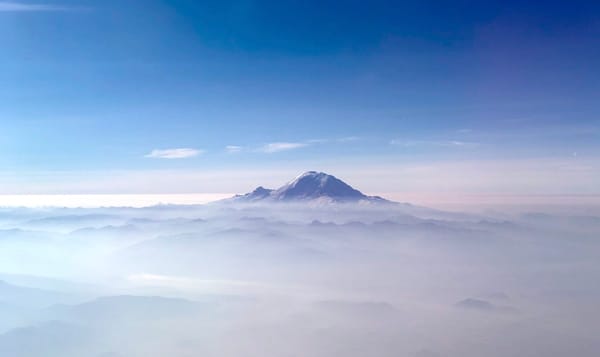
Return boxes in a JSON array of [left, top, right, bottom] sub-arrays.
[[0, 201, 598, 357]]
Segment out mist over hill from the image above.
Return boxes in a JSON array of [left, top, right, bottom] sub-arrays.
[[0, 187, 598, 356]]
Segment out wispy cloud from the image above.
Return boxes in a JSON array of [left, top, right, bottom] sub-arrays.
[[306, 136, 361, 144], [145, 148, 203, 159], [305, 138, 328, 144], [225, 145, 243, 153], [0, 1, 71, 11], [231, 136, 360, 154], [259, 142, 308, 153], [337, 136, 361, 143], [390, 139, 479, 148]]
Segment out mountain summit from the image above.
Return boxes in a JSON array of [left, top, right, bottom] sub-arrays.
[[231, 171, 390, 204]]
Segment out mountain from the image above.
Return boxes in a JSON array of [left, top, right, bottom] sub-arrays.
[[230, 171, 391, 204]]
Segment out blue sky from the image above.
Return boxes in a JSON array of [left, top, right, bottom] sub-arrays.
[[1, 0, 599, 199]]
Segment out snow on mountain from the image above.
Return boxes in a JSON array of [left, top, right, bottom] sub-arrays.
[[230, 171, 391, 204], [235, 186, 274, 202]]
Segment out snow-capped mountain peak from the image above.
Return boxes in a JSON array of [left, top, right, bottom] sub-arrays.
[[271, 171, 366, 201], [230, 171, 391, 204]]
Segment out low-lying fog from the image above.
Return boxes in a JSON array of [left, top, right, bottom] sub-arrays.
[[0, 201, 598, 357]]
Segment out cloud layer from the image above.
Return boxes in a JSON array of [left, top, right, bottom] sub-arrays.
[[145, 148, 203, 159], [0, 202, 598, 356]]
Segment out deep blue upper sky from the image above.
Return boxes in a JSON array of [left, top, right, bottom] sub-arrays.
[[0, 0, 598, 195]]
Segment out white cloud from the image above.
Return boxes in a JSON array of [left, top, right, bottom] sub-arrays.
[[259, 142, 308, 153], [253, 137, 359, 153], [337, 136, 361, 142], [305, 137, 360, 144], [145, 148, 203, 159], [0, 1, 69, 11], [225, 145, 243, 153], [305, 138, 328, 144], [390, 139, 478, 148]]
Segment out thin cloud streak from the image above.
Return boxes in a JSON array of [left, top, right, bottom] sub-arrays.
[[225, 145, 243, 153], [259, 136, 359, 153], [337, 136, 361, 142], [0, 1, 71, 11], [259, 142, 308, 153], [145, 148, 203, 159], [226, 136, 360, 154], [390, 139, 479, 148]]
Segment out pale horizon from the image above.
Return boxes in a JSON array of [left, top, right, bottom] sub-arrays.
[[2, 192, 599, 214]]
